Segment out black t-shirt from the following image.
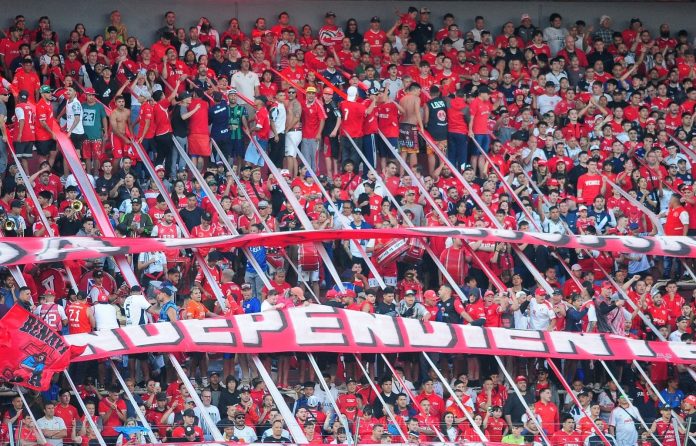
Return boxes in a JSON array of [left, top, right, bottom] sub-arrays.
[[322, 101, 341, 137], [95, 175, 117, 194], [375, 301, 396, 317], [171, 105, 189, 138], [426, 97, 448, 140], [262, 435, 291, 443], [179, 206, 203, 232]]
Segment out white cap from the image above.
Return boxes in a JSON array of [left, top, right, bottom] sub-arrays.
[[347, 86, 358, 101]]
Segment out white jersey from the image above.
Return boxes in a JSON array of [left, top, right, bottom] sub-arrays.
[[609, 405, 640, 446], [123, 294, 151, 326], [529, 298, 556, 330], [66, 98, 85, 134], [93, 303, 119, 330]]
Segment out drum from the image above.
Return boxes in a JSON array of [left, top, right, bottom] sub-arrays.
[[298, 242, 320, 271], [373, 238, 409, 265], [401, 238, 426, 264], [440, 247, 467, 284]]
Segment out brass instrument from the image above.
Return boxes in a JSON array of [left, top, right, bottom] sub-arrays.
[[71, 200, 83, 212], [4, 219, 15, 232]]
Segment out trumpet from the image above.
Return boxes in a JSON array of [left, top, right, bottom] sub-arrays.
[[71, 200, 83, 212], [4, 219, 15, 232]]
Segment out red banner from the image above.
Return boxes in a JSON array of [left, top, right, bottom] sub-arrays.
[[0, 306, 85, 390], [2, 227, 696, 267], [65, 307, 695, 364]]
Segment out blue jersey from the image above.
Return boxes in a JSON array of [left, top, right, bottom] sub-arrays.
[[245, 246, 268, 273], [242, 297, 261, 313], [209, 101, 230, 139], [159, 300, 178, 322]]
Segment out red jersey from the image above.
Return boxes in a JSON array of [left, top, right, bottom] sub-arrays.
[[153, 99, 173, 136], [11, 70, 40, 102], [469, 97, 492, 134], [377, 102, 400, 138], [99, 398, 127, 436], [533, 401, 559, 433], [65, 301, 92, 334], [364, 29, 388, 56], [550, 430, 584, 446], [576, 173, 603, 204], [13, 101, 36, 141], [254, 106, 271, 140], [34, 98, 54, 141], [188, 98, 209, 135], [340, 100, 366, 137], [301, 100, 326, 139]]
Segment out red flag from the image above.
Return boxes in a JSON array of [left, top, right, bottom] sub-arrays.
[[0, 305, 85, 390]]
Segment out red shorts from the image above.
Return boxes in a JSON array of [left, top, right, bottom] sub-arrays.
[[82, 140, 104, 160], [188, 133, 211, 157], [111, 133, 131, 159]]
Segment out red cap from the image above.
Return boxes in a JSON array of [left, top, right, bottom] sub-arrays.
[[84, 87, 96, 95], [535, 288, 547, 297], [684, 395, 696, 406], [646, 118, 656, 124], [548, 179, 559, 187], [42, 289, 55, 297], [683, 185, 694, 192], [484, 289, 495, 297], [326, 289, 338, 299], [537, 159, 547, 166], [424, 290, 438, 300], [0, 87, 9, 95], [344, 289, 357, 298], [514, 375, 528, 383], [514, 89, 525, 96]]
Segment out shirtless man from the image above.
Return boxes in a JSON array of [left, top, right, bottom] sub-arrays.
[[284, 88, 302, 176], [109, 95, 133, 171], [398, 82, 424, 168]]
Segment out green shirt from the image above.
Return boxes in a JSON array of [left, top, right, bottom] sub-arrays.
[[81, 101, 107, 140], [501, 434, 525, 444], [228, 104, 248, 140]]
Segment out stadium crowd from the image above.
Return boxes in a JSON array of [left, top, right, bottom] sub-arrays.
[[0, 5, 696, 446]]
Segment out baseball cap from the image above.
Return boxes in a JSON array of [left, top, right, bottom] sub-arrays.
[[131, 197, 141, 204], [241, 283, 252, 290], [521, 13, 531, 20], [534, 288, 547, 297], [18, 90, 29, 101], [404, 289, 416, 296], [578, 205, 588, 211], [306, 395, 319, 407], [227, 88, 238, 95], [484, 289, 495, 297], [684, 395, 696, 406], [258, 200, 269, 208], [238, 385, 250, 392], [280, 169, 291, 177], [325, 11, 336, 17], [39, 85, 51, 94], [571, 264, 582, 271], [93, 270, 104, 278], [346, 86, 358, 101], [305, 86, 317, 93], [130, 285, 142, 293], [370, 16, 381, 23], [156, 392, 167, 401], [424, 290, 438, 300], [42, 289, 55, 297], [514, 376, 528, 383], [420, 7, 431, 14], [84, 87, 96, 95], [183, 408, 196, 417], [290, 286, 305, 300], [155, 164, 165, 172]]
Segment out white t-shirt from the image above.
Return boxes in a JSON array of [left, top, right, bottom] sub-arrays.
[[123, 294, 151, 326], [233, 425, 257, 443], [529, 298, 556, 330], [36, 416, 66, 446], [94, 303, 120, 330], [536, 94, 562, 115], [608, 405, 639, 446], [231, 71, 259, 105], [66, 98, 85, 134]]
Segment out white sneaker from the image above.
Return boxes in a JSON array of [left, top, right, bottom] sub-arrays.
[[201, 377, 209, 388]]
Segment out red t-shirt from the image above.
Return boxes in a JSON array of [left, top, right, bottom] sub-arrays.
[[339, 100, 366, 137], [35, 98, 54, 141], [98, 398, 127, 436], [468, 97, 492, 134], [377, 102, 400, 138], [301, 100, 327, 139], [188, 98, 209, 135]]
